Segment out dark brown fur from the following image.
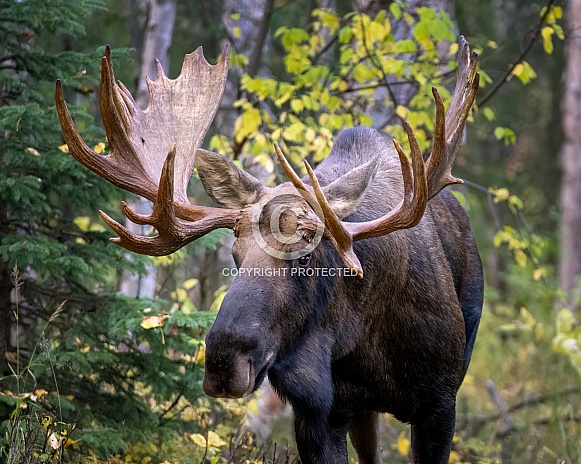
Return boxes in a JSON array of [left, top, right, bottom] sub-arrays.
[[201, 126, 483, 464]]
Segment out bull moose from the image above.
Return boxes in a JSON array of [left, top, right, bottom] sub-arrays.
[[56, 36, 482, 464]]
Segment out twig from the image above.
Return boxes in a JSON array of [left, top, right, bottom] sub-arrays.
[[477, 0, 556, 107], [158, 392, 183, 422], [497, 413, 581, 438], [311, 33, 338, 65]]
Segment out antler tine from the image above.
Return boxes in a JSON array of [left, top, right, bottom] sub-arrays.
[[274, 143, 363, 277], [274, 143, 310, 192], [100, 146, 237, 255], [344, 123, 428, 242], [303, 161, 363, 278], [424, 87, 462, 199], [424, 36, 479, 198]]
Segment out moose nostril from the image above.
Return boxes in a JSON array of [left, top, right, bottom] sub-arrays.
[[203, 353, 255, 399]]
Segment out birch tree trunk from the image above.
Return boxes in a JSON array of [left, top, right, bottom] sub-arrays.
[[559, 0, 581, 311], [120, 0, 176, 298]]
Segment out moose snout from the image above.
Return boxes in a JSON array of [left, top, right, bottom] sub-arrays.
[[203, 351, 254, 398], [203, 328, 267, 399]]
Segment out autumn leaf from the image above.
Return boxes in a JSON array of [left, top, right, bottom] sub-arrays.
[[397, 431, 410, 456], [140, 315, 169, 330]]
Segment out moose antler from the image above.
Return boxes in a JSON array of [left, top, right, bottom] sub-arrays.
[[276, 36, 479, 277], [56, 45, 239, 254]]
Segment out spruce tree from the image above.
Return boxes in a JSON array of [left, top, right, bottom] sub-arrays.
[[0, 0, 215, 457]]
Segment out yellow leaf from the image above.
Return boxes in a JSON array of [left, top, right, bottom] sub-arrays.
[[74, 216, 91, 231], [290, 98, 305, 113], [93, 142, 106, 154], [34, 389, 48, 397], [395, 105, 408, 119], [207, 431, 227, 449], [58, 144, 69, 153], [511, 61, 536, 84], [254, 152, 274, 173], [397, 431, 410, 456], [514, 249, 527, 267], [511, 63, 524, 77], [449, 450, 461, 463], [195, 344, 206, 363], [490, 187, 509, 203], [183, 278, 199, 290], [64, 438, 78, 448], [233, 26, 241, 38], [449, 42, 458, 55], [541, 26, 554, 54], [520, 307, 536, 330], [89, 223, 106, 232], [171, 288, 188, 303], [533, 267, 546, 281], [140, 315, 169, 330], [190, 433, 207, 447]]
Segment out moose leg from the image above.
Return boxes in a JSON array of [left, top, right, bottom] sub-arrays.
[[348, 412, 381, 464], [410, 400, 456, 464], [293, 409, 350, 464]]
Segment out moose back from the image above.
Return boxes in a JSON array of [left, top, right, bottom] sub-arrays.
[[56, 37, 482, 464]]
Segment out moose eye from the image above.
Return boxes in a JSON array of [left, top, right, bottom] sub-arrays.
[[298, 254, 310, 266]]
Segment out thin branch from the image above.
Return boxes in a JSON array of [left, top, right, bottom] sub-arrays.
[[335, 79, 414, 95], [158, 392, 183, 422], [311, 33, 338, 65], [477, 0, 556, 107]]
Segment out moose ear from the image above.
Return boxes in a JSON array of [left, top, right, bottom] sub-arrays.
[[321, 159, 379, 219], [195, 149, 266, 208]]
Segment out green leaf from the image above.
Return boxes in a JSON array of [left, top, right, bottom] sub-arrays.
[[313, 9, 341, 34], [413, 21, 430, 41], [389, 3, 402, 20], [482, 107, 495, 122], [290, 98, 305, 113]]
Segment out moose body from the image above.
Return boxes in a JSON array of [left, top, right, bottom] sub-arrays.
[[203, 126, 483, 463], [56, 37, 482, 463]]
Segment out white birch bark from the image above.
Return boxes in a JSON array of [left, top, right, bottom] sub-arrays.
[[558, 0, 581, 311], [120, 0, 176, 298]]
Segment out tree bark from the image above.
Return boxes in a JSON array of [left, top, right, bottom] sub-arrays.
[[120, 0, 176, 298], [247, 0, 276, 77], [558, 0, 581, 311]]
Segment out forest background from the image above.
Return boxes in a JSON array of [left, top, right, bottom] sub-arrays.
[[1, 0, 580, 463]]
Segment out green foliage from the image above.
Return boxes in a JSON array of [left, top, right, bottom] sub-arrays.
[[224, 6, 467, 172], [0, 0, 221, 459]]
